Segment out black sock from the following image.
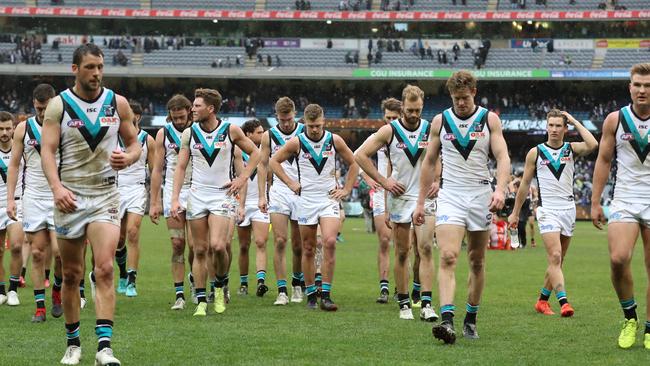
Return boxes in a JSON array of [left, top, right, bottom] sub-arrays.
[[90, 271, 96, 283], [441, 304, 455, 323], [66, 321, 81, 347], [620, 299, 637, 320], [215, 275, 227, 289], [9, 276, 19, 292], [195, 288, 206, 303], [115, 245, 127, 279], [315, 273, 322, 288], [95, 319, 113, 352], [79, 279, 85, 299], [34, 289, 46, 309], [291, 272, 301, 287], [127, 270, 137, 285], [223, 274, 229, 287], [539, 287, 551, 301], [421, 291, 432, 307], [307, 292, 317, 302], [53, 276, 63, 292], [0, 282, 5, 295], [45, 269, 51, 281], [397, 293, 410, 310], [645, 321, 650, 334], [379, 280, 389, 294], [189, 272, 195, 285], [21, 267, 26, 278], [174, 282, 184, 300]]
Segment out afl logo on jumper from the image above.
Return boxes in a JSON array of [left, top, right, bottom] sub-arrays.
[[193, 143, 204, 149], [67, 119, 84, 128], [443, 134, 456, 141], [167, 143, 178, 150], [27, 139, 39, 146], [621, 133, 634, 141]]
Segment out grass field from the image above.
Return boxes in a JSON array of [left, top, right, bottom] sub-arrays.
[[0, 219, 649, 365]]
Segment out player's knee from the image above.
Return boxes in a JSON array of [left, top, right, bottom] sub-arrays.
[[62, 265, 83, 286], [379, 236, 391, 251], [548, 251, 562, 266], [396, 245, 410, 262], [610, 253, 631, 271], [419, 243, 433, 259], [193, 245, 208, 259], [439, 250, 458, 268], [93, 261, 114, 282], [126, 226, 140, 244], [275, 236, 287, 248], [31, 247, 45, 263], [468, 257, 484, 274], [239, 241, 250, 254], [10, 243, 21, 257], [254, 238, 267, 249], [171, 238, 185, 255], [323, 236, 336, 250]]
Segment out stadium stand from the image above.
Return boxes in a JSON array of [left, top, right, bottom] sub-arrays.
[[36, 0, 142, 7], [151, 0, 256, 10], [602, 48, 650, 68]]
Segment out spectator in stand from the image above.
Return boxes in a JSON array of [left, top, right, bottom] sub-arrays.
[[276, 55, 282, 67]]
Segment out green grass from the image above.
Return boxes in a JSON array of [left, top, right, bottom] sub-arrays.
[[0, 220, 649, 365]]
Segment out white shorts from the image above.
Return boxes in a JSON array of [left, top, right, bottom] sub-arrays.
[[387, 196, 417, 224], [268, 185, 300, 221], [372, 190, 386, 217], [0, 200, 23, 231], [238, 203, 269, 227], [54, 192, 120, 239], [424, 198, 437, 216], [536, 206, 576, 237], [297, 195, 340, 226], [436, 187, 493, 231], [119, 184, 147, 219], [23, 193, 55, 232], [163, 185, 190, 218], [186, 188, 236, 220], [608, 199, 650, 227]]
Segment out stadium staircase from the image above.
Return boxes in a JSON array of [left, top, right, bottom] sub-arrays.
[[591, 48, 606, 69], [487, 0, 499, 11], [358, 57, 368, 68], [131, 53, 144, 66], [371, 0, 381, 10], [245, 57, 256, 68], [255, 0, 266, 11], [140, 0, 150, 9]]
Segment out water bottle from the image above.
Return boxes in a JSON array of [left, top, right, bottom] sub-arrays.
[[509, 228, 520, 249]]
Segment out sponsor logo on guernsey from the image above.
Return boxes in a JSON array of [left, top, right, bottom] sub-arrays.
[[193, 143, 204, 149], [621, 133, 634, 141], [396, 142, 407, 149], [540, 159, 551, 166], [67, 119, 84, 128], [100, 117, 119, 126], [103, 105, 115, 117], [560, 157, 572, 163], [167, 143, 178, 150], [469, 131, 486, 140], [443, 133, 456, 141], [302, 153, 312, 159], [418, 141, 429, 148], [27, 139, 38, 146]]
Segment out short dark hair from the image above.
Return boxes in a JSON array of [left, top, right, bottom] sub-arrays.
[[194, 88, 222, 114], [241, 119, 262, 135], [33, 83, 55, 103], [72, 43, 104, 66], [129, 101, 143, 116], [381, 98, 401, 113], [0, 111, 14, 123], [304, 104, 324, 122]]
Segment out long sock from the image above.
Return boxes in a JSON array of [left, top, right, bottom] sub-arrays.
[[210, 279, 216, 293], [397, 293, 410, 309], [53, 275, 63, 292], [441, 304, 455, 323], [379, 280, 389, 293], [45, 269, 51, 281], [299, 272, 305, 288], [115, 246, 127, 279], [306, 284, 317, 302], [277, 279, 287, 294], [620, 298, 637, 320], [315, 273, 322, 288], [20, 267, 26, 278], [256, 270, 266, 284], [79, 279, 85, 299], [9, 275, 19, 292], [223, 274, 229, 287], [90, 271, 96, 283], [322, 282, 332, 299], [188, 272, 195, 286], [291, 272, 301, 287], [66, 321, 81, 347], [127, 269, 137, 285], [421, 291, 432, 308], [0, 282, 5, 295], [240, 274, 248, 287], [195, 288, 206, 303], [539, 287, 551, 301], [465, 303, 479, 324], [95, 319, 113, 352], [215, 275, 227, 289], [412, 282, 421, 300], [556, 291, 568, 306], [174, 282, 184, 300], [34, 289, 45, 309], [645, 320, 650, 334]]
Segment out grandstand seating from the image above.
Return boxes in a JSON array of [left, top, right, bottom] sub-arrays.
[[35, 0, 141, 7], [33, 44, 133, 65], [151, 0, 256, 10], [496, 0, 603, 10], [603, 48, 650, 68]]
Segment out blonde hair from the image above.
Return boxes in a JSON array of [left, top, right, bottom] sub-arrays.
[[303, 104, 324, 122], [275, 97, 296, 114], [401, 85, 424, 102], [630, 63, 650, 78]]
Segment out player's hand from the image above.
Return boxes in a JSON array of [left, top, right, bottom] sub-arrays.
[[427, 181, 440, 199], [381, 177, 405, 197], [110, 148, 130, 171], [223, 177, 245, 197], [149, 201, 161, 225], [488, 190, 505, 212], [412, 204, 425, 226], [170, 199, 181, 220], [258, 197, 268, 214], [561, 111, 579, 126], [384, 212, 392, 229], [6, 199, 17, 221], [507, 213, 519, 229], [53, 185, 77, 213], [329, 188, 349, 201], [364, 176, 381, 190], [288, 181, 301, 195], [591, 203, 605, 230]]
